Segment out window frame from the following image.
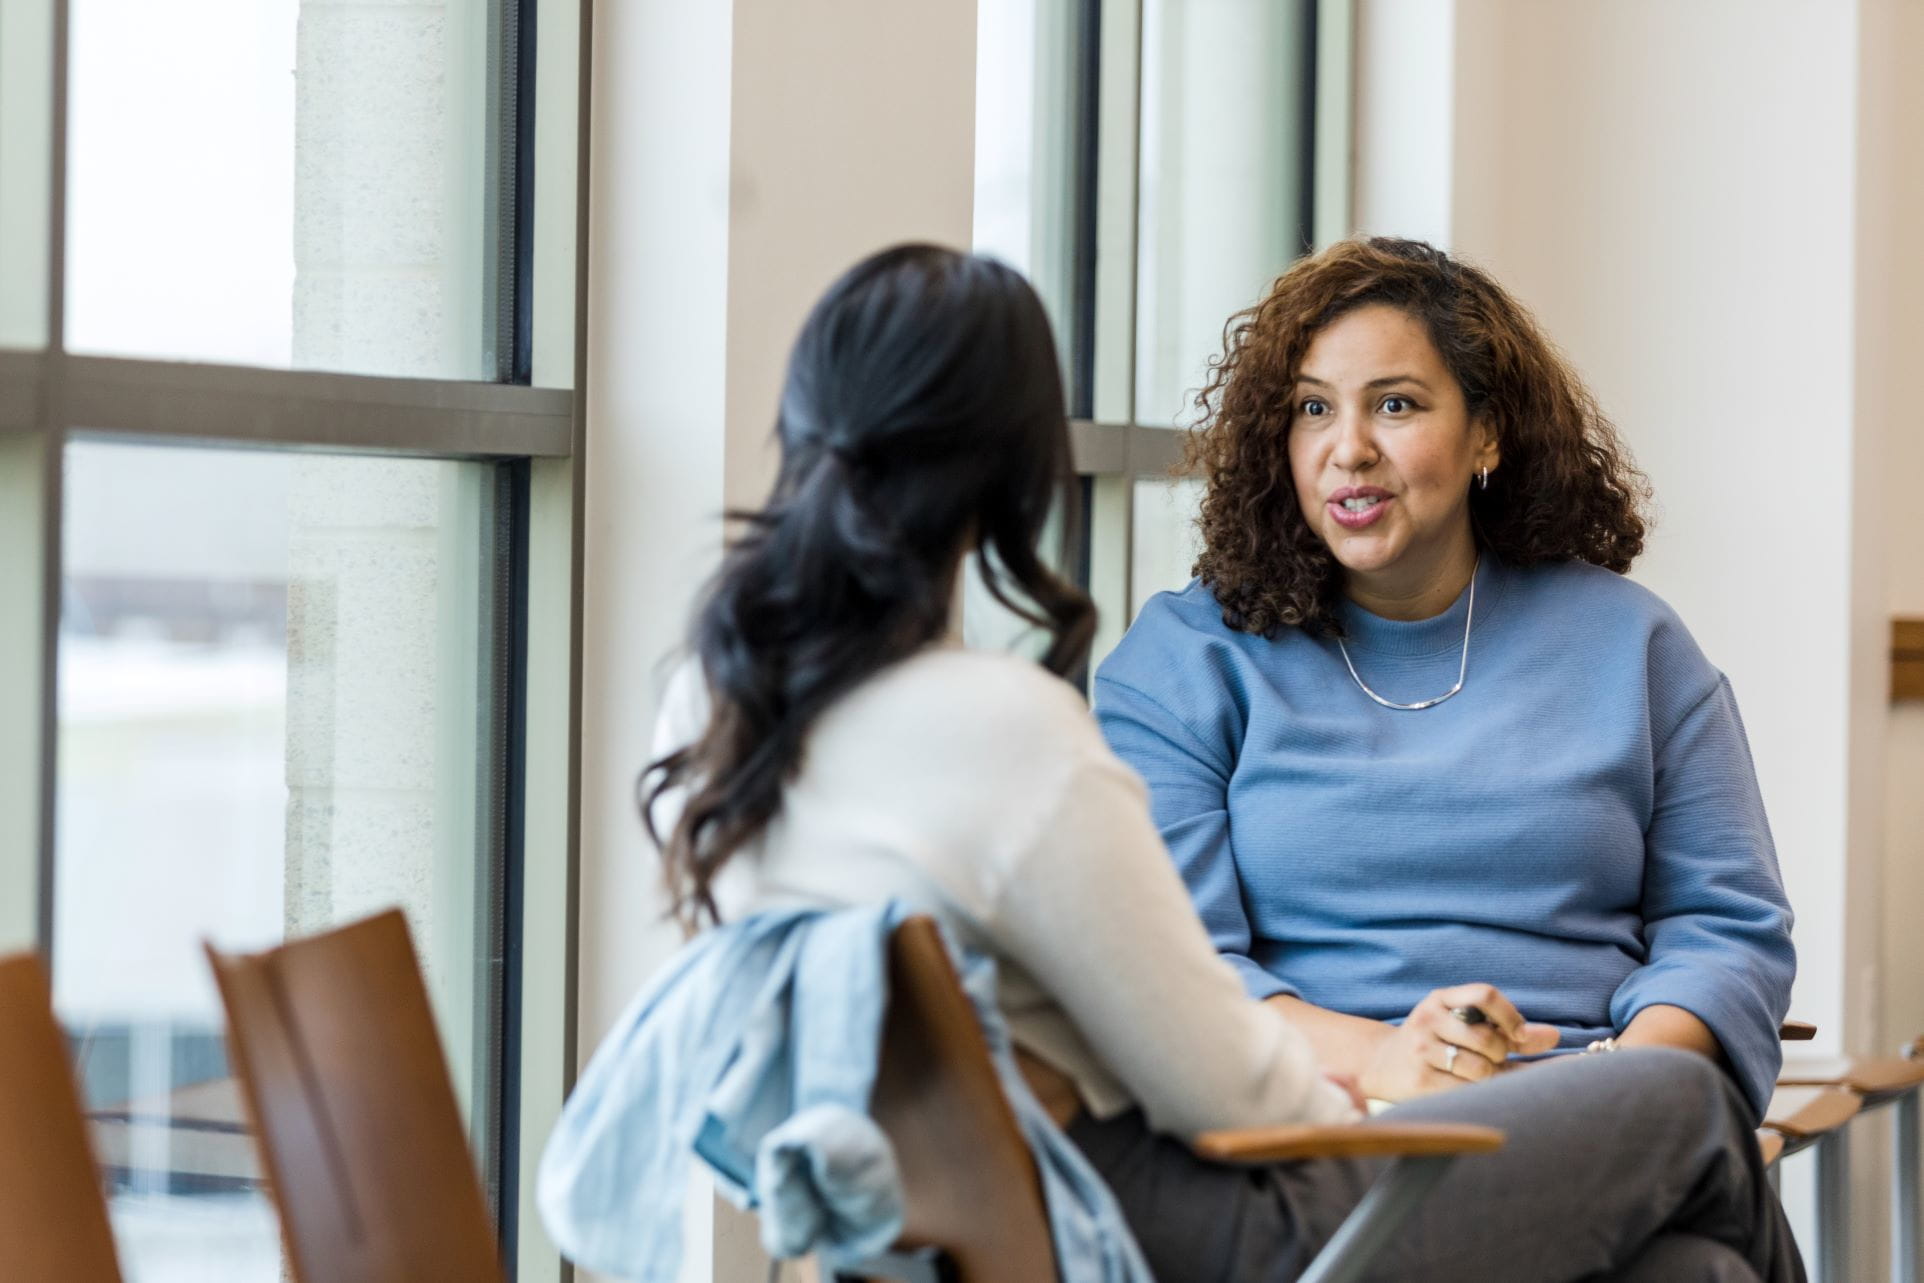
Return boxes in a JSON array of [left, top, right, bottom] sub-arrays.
[[0, 0, 590, 1277], [1063, 0, 1353, 653]]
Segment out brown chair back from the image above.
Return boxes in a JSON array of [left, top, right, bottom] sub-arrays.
[[205, 910, 501, 1283], [860, 915, 1058, 1282], [0, 952, 124, 1283]]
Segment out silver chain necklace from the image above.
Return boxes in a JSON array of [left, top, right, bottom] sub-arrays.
[[1335, 560, 1478, 712]]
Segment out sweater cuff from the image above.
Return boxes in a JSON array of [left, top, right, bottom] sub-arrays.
[[1612, 965, 1781, 1122], [1225, 952, 1299, 1003]]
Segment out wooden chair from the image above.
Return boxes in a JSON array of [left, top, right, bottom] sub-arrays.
[[1762, 1083, 1864, 1283], [835, 916, 1502, 1283], [0, 952, 125, 1283], [1777, 1053, 1924, 1282], [1763, 1084, 1862, 1161], [204, 910, 502, 1283]]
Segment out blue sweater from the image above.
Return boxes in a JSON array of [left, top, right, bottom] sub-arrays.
[[1094, 556, 1795, 1119]]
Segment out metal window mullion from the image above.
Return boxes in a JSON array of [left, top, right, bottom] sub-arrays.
[[1296, 0, 1320, 257], [486, 460, 529, 1269], [0, 350, 46, 433], [58, 356, 573, 459], [508, 0, 594, 1277], [1067, 0, 1102, 418], [33, 0, 72, 958], [483, 0, 523, 382]]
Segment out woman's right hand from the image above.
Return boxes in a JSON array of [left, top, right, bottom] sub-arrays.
[[1360, 983, 1560, 1102]]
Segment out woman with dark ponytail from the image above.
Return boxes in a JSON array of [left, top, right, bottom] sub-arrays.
[[643, 243, 1093, 928], [639, 245, 1801, 1282]]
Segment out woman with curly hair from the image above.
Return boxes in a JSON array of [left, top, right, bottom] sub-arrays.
[[1095, 237, 1796, 1124]]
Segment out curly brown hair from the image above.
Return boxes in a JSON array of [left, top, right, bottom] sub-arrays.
[[1184, 236, 1650, 637]]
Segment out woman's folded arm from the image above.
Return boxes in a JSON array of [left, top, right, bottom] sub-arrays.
[[1092, 670, 1292, 1002], [1612, 674, 1796, 1119]]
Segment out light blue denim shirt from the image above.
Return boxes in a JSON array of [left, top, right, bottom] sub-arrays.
[[537, 901, 1152, 1283]]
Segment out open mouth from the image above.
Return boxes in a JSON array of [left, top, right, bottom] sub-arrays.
[[1328, 486, 1391, 529]]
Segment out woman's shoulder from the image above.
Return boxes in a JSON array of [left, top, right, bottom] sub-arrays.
[[1131, 578, 1238, 636], [1096, 579, 1268, 690], [1510, 558, 1690, 634], [1508, 559, 1721, 690]]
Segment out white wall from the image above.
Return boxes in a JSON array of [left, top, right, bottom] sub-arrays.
[[1451, 0, 1869, 1051], [1357, 0, 1895, 1050], [1356, 0, 1919, 1268], [581, 4, 734, 1274], [1352, 0, 1454, 248], [579, 2, 977, 1277]]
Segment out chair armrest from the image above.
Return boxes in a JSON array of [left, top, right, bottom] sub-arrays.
[[1757, 1129, 1785, 1167], [1779, 1055, 1924, 1099], [1192, 1121, 1505, 1164], [1779, 1020, 1817, 1041], [1763, 1085, 1862, 1141]]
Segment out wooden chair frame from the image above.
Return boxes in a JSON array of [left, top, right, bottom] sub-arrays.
[[835, 916, 1502, 1283], [204, 911, 502, 1283], [0, 952, 124, 1283], [1775, 1051, 1924, 1283]]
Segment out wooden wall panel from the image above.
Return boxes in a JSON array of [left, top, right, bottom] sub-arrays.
[[1895, 619, 1924, 701]]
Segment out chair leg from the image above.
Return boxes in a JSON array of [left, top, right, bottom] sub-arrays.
[[1298, 1154, 1460, 1283], [1896, 1089, 1919, 1283], [1815, 1126, 1852, 1283]]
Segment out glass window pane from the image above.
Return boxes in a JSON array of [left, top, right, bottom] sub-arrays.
[[960, 491, 1081, 662], [1130, 474, 1203, 618], [1135, 0, 1313, 427], [974, 0, 1088, 408], [55, 440, 505, 1281], [65, 0, 499, 378], [0, 434, 51, 951], [0, 0, 55, 348]]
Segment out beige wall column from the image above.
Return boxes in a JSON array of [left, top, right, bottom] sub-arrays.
[[580, 2, 977, 1278], [1351, 0, 1454, 246], [722, 0, 979, 513], [1865, 0, 1924, 1062]]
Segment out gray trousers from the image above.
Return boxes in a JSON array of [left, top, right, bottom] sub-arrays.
[[1067, 1048, 1804, 1282]]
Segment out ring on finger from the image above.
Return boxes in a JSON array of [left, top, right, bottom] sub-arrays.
[[1443, 1044, 1459, 1075]]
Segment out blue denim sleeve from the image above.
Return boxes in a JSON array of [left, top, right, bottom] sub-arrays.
[[1609, 676, 1796, 1121], [1093, 671, 1296, 1003]]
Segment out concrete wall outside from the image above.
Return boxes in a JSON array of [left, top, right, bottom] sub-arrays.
[[284, 0, 498, 1125], [293, 0, 486, 380]]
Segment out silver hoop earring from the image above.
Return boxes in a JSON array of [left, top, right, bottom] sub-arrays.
[[1479, 468, 1489, 491]]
